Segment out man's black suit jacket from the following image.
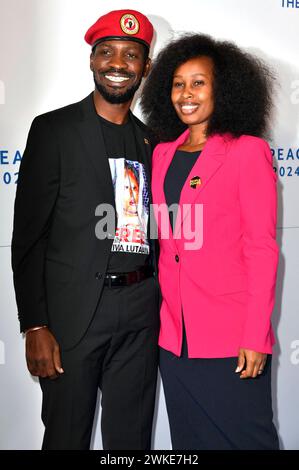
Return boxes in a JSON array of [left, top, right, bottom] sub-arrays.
[[12, 92, 158, 350]]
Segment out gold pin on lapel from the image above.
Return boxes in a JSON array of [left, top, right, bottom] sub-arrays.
[[190, 176, 202, 189], [144, 138, 149, 145]]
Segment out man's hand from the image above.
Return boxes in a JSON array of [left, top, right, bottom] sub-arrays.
[[25, 327, 64, 379], [235, 348, 267, 379]]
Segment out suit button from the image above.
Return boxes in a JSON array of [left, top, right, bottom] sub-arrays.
[[175, 255, 179, 263], [95, 272, 102, 280]]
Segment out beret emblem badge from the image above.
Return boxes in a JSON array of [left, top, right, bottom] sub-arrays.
[[120, 14, 140, 35]]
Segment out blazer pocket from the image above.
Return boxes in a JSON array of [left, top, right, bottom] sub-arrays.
[[45, 258, 74, 283], [213, 273, 248, 295]]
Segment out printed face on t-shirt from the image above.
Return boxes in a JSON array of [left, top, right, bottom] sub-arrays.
[[123, 168, 139, 217]]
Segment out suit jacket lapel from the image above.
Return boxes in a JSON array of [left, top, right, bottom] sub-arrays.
[[130, 113, 152, 198], [75, 92, 115, 210], [129, 113, 158, 259]]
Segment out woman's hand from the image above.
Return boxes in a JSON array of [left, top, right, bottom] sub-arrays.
[[235, 348, 267, 379]]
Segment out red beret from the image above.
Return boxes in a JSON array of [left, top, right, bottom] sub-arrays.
[[85, 9, 154, 50]]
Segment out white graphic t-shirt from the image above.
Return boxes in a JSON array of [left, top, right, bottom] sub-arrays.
[[98, 114, 151, 273], [109, 158, 150, 256]]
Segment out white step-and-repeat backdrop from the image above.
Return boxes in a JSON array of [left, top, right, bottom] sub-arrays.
[[0, 0, 298, 450]]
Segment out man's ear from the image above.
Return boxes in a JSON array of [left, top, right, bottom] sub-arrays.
[[90, 52, 94, 72], [143, 57, 152, 78]]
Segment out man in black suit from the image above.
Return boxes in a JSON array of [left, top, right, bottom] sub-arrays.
[[11, 9, 159, 450]]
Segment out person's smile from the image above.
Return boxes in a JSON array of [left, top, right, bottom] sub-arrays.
[[100, 69, 135, 88], [178, 101, 200, 115]]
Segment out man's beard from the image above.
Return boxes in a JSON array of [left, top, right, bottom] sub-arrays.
[[93, 72, 142, 104]]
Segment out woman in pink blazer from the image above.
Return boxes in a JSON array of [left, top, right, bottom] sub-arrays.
[[141, 34, 279, 449]]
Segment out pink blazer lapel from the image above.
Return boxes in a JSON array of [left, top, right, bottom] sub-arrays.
[[173, 133, 230, 237], [174, 134, 231, 238], [153, 130, 189, 252], [155, 129, 190, 204], [154, 131, 232, 246]]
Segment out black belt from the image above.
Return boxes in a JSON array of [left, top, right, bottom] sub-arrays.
[[104, 265, 154, 288]]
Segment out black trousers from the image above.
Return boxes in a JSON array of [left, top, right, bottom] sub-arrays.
[[40, 276, 159, 450], [159, 329, 279, 450]]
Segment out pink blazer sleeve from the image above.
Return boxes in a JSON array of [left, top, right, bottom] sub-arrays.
[[238, 136, 279, 352]]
